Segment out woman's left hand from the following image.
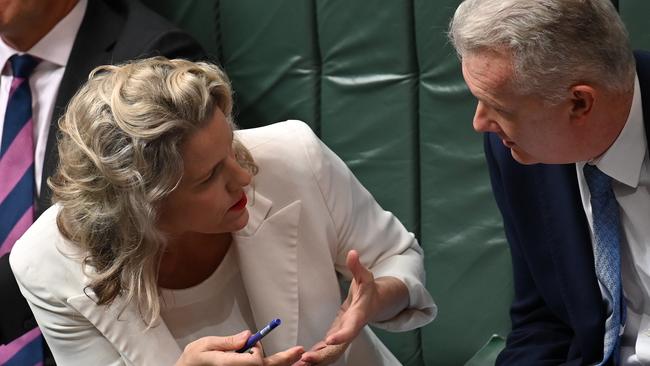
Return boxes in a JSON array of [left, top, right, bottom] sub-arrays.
[[296, 250, 410, 365], [327, 250, 379, 344], [292, 341, 347, 366]]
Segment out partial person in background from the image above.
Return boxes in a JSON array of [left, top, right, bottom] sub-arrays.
[[450, 0, 650, 365], [9, 57, 436, 365], [0, 0, 205, 364]]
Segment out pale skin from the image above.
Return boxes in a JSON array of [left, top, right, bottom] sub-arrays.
[[295, 250, 409, 366], [159, 109, 410, 366], [174, 331, 261, 366], [461, 49, 633, 164], [174, 330, 304, 366]]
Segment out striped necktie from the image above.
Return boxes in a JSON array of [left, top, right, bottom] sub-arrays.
[[0, 54, 44, 365], [584, 164, 625, 366], [0, 54, 39, 255]]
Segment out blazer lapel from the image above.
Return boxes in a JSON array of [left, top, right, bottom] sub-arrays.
[[66, 294, 181, 364], [37, 0, 124, 217], [233, 192, 301, 355]]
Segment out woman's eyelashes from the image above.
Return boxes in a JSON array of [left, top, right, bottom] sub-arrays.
[[202, 163, 223, 185], [201, 147, 234, 185]]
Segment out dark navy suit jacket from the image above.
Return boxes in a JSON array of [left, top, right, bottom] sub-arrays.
[[491, 51, 650, 366]]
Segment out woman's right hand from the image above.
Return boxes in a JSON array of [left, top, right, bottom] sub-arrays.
[[175, 331, 260, 366], [175, 331, 304, 366]]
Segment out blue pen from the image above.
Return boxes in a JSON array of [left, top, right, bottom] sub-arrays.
[[237, 318, 282, 353]]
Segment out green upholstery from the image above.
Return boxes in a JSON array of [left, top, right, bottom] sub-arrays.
[[140, 0, 649, 365], [143, 1, 509, 365], [620, 1, 650, 50]]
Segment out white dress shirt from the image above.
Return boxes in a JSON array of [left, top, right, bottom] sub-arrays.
[[576, 76, 650, 364], [0, 0, 86, 195]]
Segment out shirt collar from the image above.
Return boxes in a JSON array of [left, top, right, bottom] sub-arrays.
[[589, 75, 645, 188], [0, 0, 87, 72]]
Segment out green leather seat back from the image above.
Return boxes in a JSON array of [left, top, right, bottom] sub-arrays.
[[142, 0, 511, 365], [620, 0, 650, 50], [141, 0, 650, 364], [414, 1, 512, 364]]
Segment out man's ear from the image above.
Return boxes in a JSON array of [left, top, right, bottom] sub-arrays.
[[569, 85, 596, 125]]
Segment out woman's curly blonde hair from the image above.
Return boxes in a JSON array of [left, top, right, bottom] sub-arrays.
[[49, 57, 256, 327]]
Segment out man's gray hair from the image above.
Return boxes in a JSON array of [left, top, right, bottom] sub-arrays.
[[449, 0, 635, 102]]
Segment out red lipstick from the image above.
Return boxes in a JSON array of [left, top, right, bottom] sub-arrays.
[[230, 193, 247, 211]]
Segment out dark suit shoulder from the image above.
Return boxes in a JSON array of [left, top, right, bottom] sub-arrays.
[[38, 0, 206, 216], [98, 0, 206, 62]]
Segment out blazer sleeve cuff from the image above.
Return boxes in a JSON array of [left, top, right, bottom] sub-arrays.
[[370, 254, 437, 332]]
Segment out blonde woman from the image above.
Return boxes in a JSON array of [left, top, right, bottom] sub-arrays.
[[9, 57, 435, 366]]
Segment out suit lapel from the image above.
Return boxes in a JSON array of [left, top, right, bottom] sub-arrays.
[[534, 163, 605, 352], [538, 52, 650, 358], [531, 52, 650, 346], [233, 192, 301, 355], [37, 0, 124, 217], [66, 294, 181, 364]]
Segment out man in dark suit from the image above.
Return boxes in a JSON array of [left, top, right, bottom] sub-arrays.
[[0, 0, 204, 363], [449, 0, 650, 365]]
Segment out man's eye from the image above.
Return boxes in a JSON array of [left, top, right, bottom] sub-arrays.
[[495, 108, 510, 116]]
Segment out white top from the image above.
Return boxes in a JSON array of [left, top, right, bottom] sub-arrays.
[[0, 0, 86, 195], [576, 76, 650, 364], [160, 245, 256, 350]]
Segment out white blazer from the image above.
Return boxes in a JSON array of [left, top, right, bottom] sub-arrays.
[[11, 120, 436, 365]]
